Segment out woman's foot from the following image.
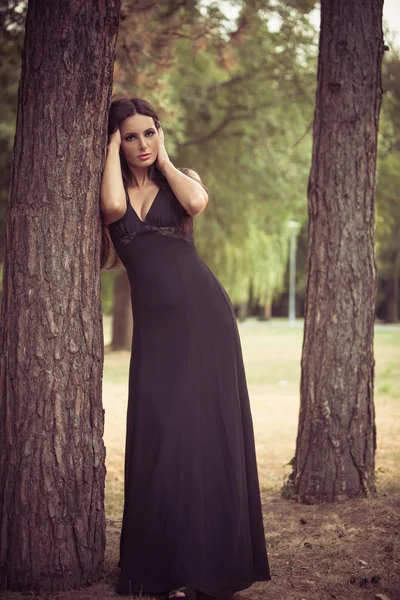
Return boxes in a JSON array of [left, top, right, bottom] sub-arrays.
[[168, 587, 197, 600]]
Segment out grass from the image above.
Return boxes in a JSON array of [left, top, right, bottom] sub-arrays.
[[3, 318, 400, 600]]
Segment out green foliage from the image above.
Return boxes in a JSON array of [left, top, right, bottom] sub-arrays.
[[376, 150, 400, 278], [163, 6, 316, 303], [0, 5, 25, 259], [101, 270, 119, 315], [112, 1, 319, 306], [0, 0, 316, 306], [2, 1, 398, 318], [375, 51, 400, 320]]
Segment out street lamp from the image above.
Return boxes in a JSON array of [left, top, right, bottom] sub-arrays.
[[288, 220, 300, 325]]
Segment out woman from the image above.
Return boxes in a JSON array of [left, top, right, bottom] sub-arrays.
[[100, 98, 271, 600]]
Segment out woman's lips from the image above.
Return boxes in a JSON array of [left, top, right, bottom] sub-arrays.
[[138, 153, 151, 160]]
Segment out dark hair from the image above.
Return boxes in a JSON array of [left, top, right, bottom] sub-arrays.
[[101, 97, 206, 270], [102, 97, 166, 269], [108, 97, 170, 190]]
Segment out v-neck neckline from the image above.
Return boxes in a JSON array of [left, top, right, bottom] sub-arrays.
[[127, 187, 161, 223]]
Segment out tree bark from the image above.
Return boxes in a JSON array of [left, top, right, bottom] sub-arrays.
[[111, 269, 133, 350], [291, 0, 383, 503], [0, 0, 120, 590]]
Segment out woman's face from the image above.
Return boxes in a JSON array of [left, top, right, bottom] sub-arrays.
[[119, 113, 159, 169]]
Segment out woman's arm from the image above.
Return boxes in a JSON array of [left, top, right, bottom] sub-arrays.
[[100, 130, 126, 225], [157, 129, 208, 216]]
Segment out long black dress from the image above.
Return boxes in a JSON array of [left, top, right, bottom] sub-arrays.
[[109, 183, 271, 598]]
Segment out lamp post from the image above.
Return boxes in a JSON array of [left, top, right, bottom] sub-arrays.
[[288, 220, 300, 325]]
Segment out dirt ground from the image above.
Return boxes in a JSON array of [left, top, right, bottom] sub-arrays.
[[1, 321, 399, 600], [100, 378, 400, 600]]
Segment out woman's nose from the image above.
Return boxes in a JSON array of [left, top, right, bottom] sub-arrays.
[[139, 136, 147, 151]]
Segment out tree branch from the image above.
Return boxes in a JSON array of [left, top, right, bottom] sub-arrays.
[[178, 113, 250, 147], [207, 70, 282, 95], [293, 120, 312, 147]]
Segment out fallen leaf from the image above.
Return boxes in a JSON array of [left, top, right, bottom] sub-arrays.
[[358, 559, 368, 566]]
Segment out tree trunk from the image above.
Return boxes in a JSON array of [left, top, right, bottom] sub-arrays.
[[263, 294, 272, 320], [111, 269, 133, 350], [0, 0, 120, 591], [237, 300, 248, 321], [386, 250, 400, 323], [291, 0, 383, 503]]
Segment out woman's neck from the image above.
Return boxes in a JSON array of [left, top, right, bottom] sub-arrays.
[[128, 166, 150, 189]]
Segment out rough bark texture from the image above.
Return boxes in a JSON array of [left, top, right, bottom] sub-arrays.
[[291, 0, 384, 504], [0, 0, 120, 590], [111, 269, 133, 350]]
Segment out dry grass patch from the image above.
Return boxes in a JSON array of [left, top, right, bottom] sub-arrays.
[[1, 320, 399, 600], [259, 493, 400, 600], [3, 495, 398, 600]]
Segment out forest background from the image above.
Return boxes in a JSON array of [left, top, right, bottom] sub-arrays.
[[0, 0, 399, 324], [0, 2, 399, 599]]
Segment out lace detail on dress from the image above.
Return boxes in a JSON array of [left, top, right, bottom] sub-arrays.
[[119, 221, 194, 245]]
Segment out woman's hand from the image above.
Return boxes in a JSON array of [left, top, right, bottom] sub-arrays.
[[108, 128, 121, 147], [156, 127, 171, 173]]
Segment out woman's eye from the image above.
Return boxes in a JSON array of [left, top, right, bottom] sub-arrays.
[[126, 135, 136, 141], [146, 130, 155, 137]]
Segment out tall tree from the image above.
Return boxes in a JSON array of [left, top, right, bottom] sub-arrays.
[[0, 0, 120, 590], [290, 0, 384, 503]]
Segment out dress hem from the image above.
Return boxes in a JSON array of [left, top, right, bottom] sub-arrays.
[[116, 573, 272, 598]]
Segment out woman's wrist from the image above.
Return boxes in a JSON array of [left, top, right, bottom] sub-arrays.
[[159, 159, 174, 177], [108, 141, 121, 152]]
